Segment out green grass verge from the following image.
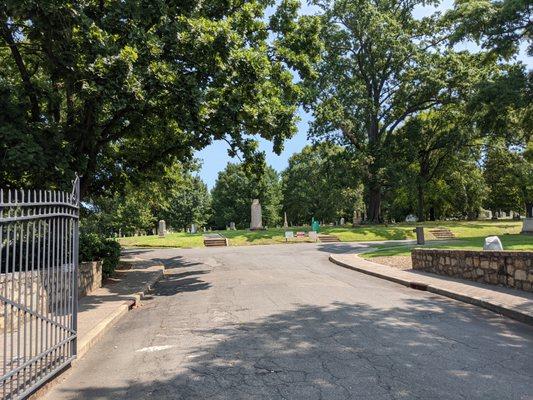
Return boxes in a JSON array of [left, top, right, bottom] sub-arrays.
[[118, 220, 525, 248], [362, 234, 532, 258]]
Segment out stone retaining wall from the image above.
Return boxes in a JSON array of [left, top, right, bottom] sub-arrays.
[[78, 261, 103, 297], [0, 260, 102, 332], [412, 249, 533, 292]]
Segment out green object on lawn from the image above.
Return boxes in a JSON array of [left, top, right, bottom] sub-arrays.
[[312, 217, 320, 233]]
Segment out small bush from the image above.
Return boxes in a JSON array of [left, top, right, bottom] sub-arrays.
[[100, 240, 121, 277], [79, 232, 121, 278]]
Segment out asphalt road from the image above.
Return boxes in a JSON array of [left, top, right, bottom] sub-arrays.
[[45, 243, 533, 400]]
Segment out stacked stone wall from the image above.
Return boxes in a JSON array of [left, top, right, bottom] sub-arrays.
[[412, 249, 533, 292]]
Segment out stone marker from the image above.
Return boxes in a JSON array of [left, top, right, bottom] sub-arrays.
[[522, 218, 533, 233], [308, 231, 318, 242], [483, 236, 503, 251], [479, 209, 492, 220], [283, 212, 288, 228], [158, 220, 166, 237], [405, 214, 418, 223], [229, 222, 236, 230], [190, 224, 197, 234], [250, 199, 263, 230], [353, 210, 362, 225], [340, 217, 345, 225]]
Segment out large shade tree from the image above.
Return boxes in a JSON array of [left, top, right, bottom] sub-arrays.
[[210, 163, 282, 229], [0, 0, 320, 195], [281, 143, 363, 225], [306, 0, 491, 222]]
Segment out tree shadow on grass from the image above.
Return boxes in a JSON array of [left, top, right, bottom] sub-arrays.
[[55, 297, 532, 400]]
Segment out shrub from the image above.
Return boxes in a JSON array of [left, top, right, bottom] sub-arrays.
[[79, 232, 121, 278]]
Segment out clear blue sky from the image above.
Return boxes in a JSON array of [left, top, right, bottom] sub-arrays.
[[196, 1, 532, 189]]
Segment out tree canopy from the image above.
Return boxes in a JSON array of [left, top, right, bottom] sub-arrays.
[[305, 0, 493, 222], [282, 143, 363, 225], [0, 0, 320, 195]]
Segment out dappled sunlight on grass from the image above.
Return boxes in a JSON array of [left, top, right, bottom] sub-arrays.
[[117, 220, 524, 248], [363, 234, 532, 258]]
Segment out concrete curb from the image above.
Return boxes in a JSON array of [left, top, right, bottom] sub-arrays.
[[329, 254, 533, 326], [77, 266, 165, 359], [28, 267, 165, 399]]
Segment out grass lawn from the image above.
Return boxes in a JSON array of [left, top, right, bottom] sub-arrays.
[[362, 233, 532, 259], [118, 220, 527, 248]]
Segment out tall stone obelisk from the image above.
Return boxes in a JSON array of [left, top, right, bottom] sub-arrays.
[[250, 199, 263, 230]]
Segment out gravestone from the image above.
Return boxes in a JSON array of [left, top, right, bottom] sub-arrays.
[[190, 224, 197, 234], [479, 209, 492, 220], [353, 210, 362, 225], [483, 236, 503, 251], [250, 199, 263, 230], [158, 220, 166, 237], [522, 218, 533, 233], [308, 231, 318, 242], [340, 217, 345, 225], [229, 222, 236, 230], [405, 214, 418, 223], [283, 212, 289, 228]]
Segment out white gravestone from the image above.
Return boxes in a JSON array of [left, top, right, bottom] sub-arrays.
[[250, 199, 263, 230], [405, 214, 418, 223], [340, 217, 345, 225], [483, 236, 503, 251], [158, 220, 166, 237], [522, 218, 533, 233], [190, 224, 197, 234], [229, 222, 236, 230], [308, 231, 318, 242]]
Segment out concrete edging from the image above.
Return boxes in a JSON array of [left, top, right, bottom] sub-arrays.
[[329, 254, 533, 326], [77, 265, 165, 358], [28, 266, 164, 399]]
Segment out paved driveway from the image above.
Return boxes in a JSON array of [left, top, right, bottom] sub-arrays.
[[45, 243, 533, 399]]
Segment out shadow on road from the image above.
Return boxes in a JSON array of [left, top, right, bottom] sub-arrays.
[[54, 296, 532, 399], [152, 269, 212, 296]]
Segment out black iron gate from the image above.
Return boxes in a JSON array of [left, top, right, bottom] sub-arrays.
[[0, 179, 79, 399]]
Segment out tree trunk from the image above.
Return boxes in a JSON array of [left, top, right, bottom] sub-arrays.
[[366, 116, 381, 223], [417, 183, 425, 222], [417, 160, 430, 222], [367, 185, 381, 223]]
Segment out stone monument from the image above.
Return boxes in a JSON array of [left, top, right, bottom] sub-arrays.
[[405, 214, 418, 223], [158, 220, 166, 237], [190, 224, 197, 234], [483, 236, 503, 251], [229, 222, 236, 230], [283, 212, 289, 228], [340, 217, 345, 225], [353, 210, 362, 225], [479, 209, 492, 220], [520, 204, 533, 233], [250, 199, 263, 230], [308, 231, 318, 242]]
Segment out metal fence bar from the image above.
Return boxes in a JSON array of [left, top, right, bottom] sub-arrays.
[[0, 179, 79, 399]]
